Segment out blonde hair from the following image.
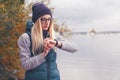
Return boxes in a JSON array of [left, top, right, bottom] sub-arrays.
[[31, 18, 55, 55]]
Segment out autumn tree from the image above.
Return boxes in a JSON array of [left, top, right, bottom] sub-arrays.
[[0, 0, 53, 80], [0, 0, 27, 80]]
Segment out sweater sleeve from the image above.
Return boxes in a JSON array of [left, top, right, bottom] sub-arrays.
[[55, 33, 79, 53], [17, 33, 45, 71]]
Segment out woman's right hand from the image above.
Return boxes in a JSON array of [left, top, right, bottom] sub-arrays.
[[42, 38, 57, 57], [42, 38, 51, 57], [42, 49, 49, 57]]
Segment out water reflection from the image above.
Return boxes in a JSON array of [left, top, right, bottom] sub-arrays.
[[57, 33, 120, 80]]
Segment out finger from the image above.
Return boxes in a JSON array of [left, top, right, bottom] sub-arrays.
[[44, 38, 51, 42], [44, 47, 50, 51], [49, 41, 55, 44], [44, 38, 50, 44], [45, 43, 54, 49], [47, 44, 54, 48]]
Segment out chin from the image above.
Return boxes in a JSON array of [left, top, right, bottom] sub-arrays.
[[43, 28, 49, 30]]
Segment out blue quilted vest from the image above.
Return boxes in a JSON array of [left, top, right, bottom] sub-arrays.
[[24, 29, 60, 80], [24, 49, 60, 80]]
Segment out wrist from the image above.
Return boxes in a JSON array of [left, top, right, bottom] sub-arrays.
[[54, 39, 58, 46], [54, 39, 62, 48], [42, 51, 47, 57], [57, 41, 62, 48]]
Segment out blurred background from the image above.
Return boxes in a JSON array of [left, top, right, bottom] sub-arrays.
[[0, 0, 120, 80]]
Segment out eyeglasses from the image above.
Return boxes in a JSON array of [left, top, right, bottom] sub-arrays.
[[40, 18, 52, 22]]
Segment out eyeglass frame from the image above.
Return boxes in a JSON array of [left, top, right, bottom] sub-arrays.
[[40, 17, 53, 22]]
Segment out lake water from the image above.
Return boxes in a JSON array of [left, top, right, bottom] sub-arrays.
[[56, 33, 120, 80]]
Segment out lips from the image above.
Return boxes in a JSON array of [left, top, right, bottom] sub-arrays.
[[44, 26, 48, 28], [43, 26, 49, 30]]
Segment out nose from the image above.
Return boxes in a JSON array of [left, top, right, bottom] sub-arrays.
[[45, 21, 49, 24]]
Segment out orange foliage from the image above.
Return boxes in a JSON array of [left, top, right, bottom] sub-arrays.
[[0, 0, 27, 79], [0, 22, 26, 79]]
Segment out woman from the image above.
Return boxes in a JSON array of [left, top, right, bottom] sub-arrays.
[[17, 3, 78, 80]]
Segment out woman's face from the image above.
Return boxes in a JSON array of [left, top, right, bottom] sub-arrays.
[[40, 14, 52, 30]]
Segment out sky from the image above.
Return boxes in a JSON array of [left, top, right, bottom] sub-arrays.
[[50, 0, 120, 32], [25, 0, 120, 32]]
